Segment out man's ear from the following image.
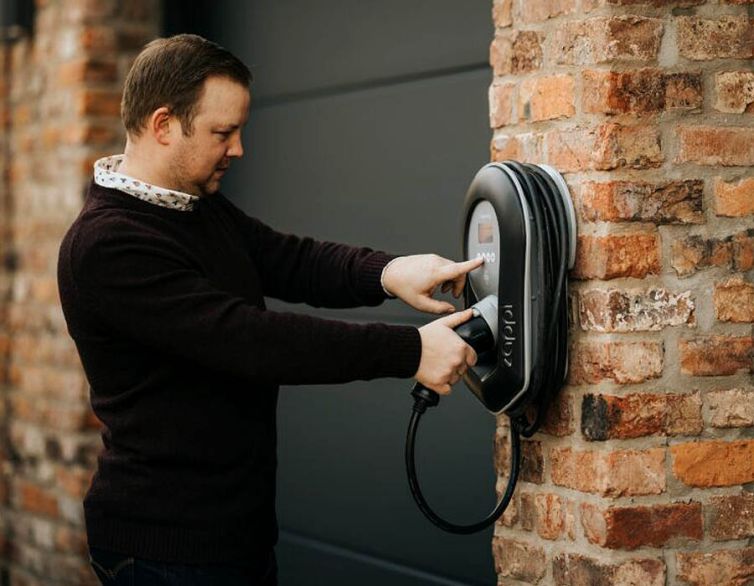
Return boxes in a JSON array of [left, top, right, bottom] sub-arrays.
[[149, 107, 172, 145]]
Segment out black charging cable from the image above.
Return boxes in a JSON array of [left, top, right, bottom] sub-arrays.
[[404, 162, 570, 534], [406, 382, 521, 534]]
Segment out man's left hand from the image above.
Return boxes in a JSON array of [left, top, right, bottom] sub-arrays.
[[382, 254, 484, 314]]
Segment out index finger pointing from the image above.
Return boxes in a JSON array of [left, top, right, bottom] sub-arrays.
[[442, 257, 485, 279]]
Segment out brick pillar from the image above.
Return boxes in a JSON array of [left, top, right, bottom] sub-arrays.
[[1, 1, 160, 584], [489, 1, 754, 584]]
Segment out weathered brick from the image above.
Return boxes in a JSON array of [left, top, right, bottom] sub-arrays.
[[540, 391, 574, 437], [492, 537, 546, 583], [521, 0, 576, 24], [677, 547, 754, 586], [76, 89, 122, 117], [17, 481, 59, 518], [497, 433, 544, 484], [579, 179, 704, 224], [581, 501, 702, 550], [519, 75, 575, 122], [553, 553, 665, 586], [672, 230, 754, 277], [677, 126, 754, 167], [578, 288, 695, 332], [715, 71, 754, 113], [714, 177, 754, 217], [572, 232, 661, 280], [490, 132, 543, 162], [492, 0, 512, 28], [63, 122, 118, 146], [547, 123, 662, 172], [583, 69, 702, 114], [707, 493, 754, 541], [554, 16, 664, 65], [57, 58, 117, 85], [489, 82, 515, 128], [678, 16, 754, 60], [707, 387, 754, 428], [490, 30, 543, 75], [582, 392, 702, 440], [679, 335, 753, 376], [569, 339, 664, 384], [585, 0, 703, 7], [535, 493, 565, 540], [551, 447, 665, 496], [714, 276, 754, 322], [672, 440, 754, 487]]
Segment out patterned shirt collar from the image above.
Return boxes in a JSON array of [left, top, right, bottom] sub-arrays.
[[93, 154, 200, 212]]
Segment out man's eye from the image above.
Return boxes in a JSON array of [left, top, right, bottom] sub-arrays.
[[215, 131, 231, 138]]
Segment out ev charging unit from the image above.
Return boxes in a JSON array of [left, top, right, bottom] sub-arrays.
[[405, 161, 577, 534]]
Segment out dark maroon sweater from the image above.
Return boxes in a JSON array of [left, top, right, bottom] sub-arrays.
[[57, 181, 421, 563]]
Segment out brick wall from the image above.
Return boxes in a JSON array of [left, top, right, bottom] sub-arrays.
[[490, 0, 754, 584], [0, 1, 159, 584]]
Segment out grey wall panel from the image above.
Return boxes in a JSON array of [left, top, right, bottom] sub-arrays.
[[187, 0, 492, 100]]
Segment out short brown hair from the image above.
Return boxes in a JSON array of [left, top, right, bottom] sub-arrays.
[[121, 34, 252, 137]]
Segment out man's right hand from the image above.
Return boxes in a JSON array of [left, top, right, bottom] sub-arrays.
[[415, 309, 478, 395]]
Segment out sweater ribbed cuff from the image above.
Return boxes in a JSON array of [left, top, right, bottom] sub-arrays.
[[357, 252, 401, 304]]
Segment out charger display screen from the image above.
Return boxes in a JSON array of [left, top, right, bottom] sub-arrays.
[[478, 222, 494, 243]]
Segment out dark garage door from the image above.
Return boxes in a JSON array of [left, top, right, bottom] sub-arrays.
[[166, 3, 496, 584]]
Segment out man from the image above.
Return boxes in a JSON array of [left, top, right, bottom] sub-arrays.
[[57, 34, 481, 585]]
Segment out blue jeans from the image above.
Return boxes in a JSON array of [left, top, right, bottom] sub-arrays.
[[89, 547, 277, 586]]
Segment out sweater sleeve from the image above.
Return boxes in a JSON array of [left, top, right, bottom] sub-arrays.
[[219, 196, 396, 307], [68, 220, 421, 386]]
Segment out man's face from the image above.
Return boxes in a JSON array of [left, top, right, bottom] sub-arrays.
[[169, 76, 251, 196]]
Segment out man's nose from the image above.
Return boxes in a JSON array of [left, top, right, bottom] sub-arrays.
[[227, 135, 244, 158]]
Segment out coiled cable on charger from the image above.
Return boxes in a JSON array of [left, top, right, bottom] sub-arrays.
[[405, 161, 571, 534]]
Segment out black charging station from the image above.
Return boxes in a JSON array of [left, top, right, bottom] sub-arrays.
[[405, 162, 576, 534]]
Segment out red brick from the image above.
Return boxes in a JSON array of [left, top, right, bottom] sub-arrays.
[[540, 391, 574, 437], [572, 232, 661, 280], [490, 30, 543, 75], [707, 387, 754, 428], [57, 59, 117, 85], [553, 553, 665, 586], [677, 126, 754, 167], [551, 447, 665, 496], [553, 16, 664, 65], [55, 466, 93, 499], [679, 335, 753, 376], [678, 16, 754, 60], [490, 132, 543, 163], [569, 339, 663, 384], [714, 276, 754, 322], [489, 82, 515, 128], [497, 432, 544, 484], [63, 122, 118, 146], [519, 75, 575, 122], [581, 392, 702, 440], [79, 25, 117, 52], [578, 287, 695, 332], [535, 493, 565, 540], [492, 537, 546, 583], [582, 69, 702, 114], [672, 440, 754, 487], [707, 493, 754, 541], [671, 230, 754, 277], [76, 89, 122, 117], [581, 501, 702, 549], [715, 71, 754, 113], [579, 179, 704, 224], [714, 177, 754, 217], [492, 0, 512, 28], [521, 0, 576, 24], [676, 547, 754, 586], [547, 124, 662, 172], [17, 482, 59, 518]]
